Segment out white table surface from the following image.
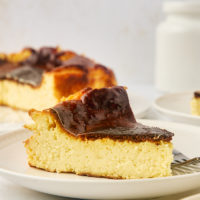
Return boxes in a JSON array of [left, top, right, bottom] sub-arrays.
[[0, 83, 199, 200]]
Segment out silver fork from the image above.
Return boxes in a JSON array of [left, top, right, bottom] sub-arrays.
[[172, 149, 200, 175]]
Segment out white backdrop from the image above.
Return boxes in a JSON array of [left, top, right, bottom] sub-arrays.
[[0, 0, 164, 85]]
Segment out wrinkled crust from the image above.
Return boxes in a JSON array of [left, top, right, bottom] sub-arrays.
[[76, 124, 173, 143], [194, 91, 200, 98], [50, 86, 136, 134], [47, 86, 174, 142]]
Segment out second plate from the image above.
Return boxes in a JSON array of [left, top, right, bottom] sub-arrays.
[[153, 92, 200, 125]]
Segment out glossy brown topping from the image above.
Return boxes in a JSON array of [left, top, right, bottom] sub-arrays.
[[83, 124, 173, 142], [0, 47, 95, 86], [50, 86, 174, 142], [22, 47, 62, 67], [22, 47, 78, 70], [194, 91, 200, 98], [61, 55, 94, 69], [0, 64, 43, 86]]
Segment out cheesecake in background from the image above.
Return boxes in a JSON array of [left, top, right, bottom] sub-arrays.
[[0, 47, 116, 111]]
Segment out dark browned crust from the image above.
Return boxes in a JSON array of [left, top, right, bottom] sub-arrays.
[[21, 47, 76, 69], [59, 54, 94, 69], [76, 125, 173, 143], [0, 48, 86, 87], [0, 65, 45, 88], [50, 86, 136, 133], [52, 112, 173, 143], [194, 91, 200, 98], [49, 86, 174, 143]]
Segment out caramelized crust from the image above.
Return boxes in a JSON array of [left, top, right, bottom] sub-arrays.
[[29, 86, 174, 143]]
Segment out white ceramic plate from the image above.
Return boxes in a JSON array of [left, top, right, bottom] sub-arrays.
[[153, 92, 200, 125], [0, 93, 150, 123], [0, 122, 23, 135], [183, 193, 200, 200], [0, 106, 30, 123], [0, 120, 199, 199]]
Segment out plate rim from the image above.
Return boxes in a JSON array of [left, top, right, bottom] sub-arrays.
[[0, 164, 199, 183], [0, 119, 199, 184], [182, 193, 200, 200], [153, 92, 200, 120]]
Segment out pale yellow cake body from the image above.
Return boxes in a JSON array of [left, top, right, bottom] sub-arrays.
[[0, 74, 57, 111], [191, 97, 200, 116], [25, 111, 173, 179]]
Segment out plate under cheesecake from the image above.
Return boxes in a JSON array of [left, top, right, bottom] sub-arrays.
[[0, 120, 199, 199]]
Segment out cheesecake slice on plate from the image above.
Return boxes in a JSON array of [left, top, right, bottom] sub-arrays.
[[24, 86, 174, 179]]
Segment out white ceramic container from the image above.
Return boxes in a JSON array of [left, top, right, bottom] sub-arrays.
[[155, 1, 200, 92]]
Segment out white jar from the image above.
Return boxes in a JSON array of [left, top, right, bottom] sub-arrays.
[[155, 1, 200, 92]]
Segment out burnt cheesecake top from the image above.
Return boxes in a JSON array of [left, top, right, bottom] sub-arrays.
[[49, 86, 174, 142], [0, 47, 108, 87]]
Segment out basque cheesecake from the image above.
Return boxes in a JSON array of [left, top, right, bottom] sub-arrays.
[[0, 47, 116, 111], [25, 86, 174, 179]]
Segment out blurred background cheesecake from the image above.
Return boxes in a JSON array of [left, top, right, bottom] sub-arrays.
[[0, 46, 116, 110]]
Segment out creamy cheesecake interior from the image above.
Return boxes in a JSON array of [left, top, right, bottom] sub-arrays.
[[25, 111, 173, 179], [25, 86, 174, 179]]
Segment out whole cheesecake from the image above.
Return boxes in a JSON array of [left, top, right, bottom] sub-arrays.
[[0, 47, 116, 111], [25, 86, 174, 179]]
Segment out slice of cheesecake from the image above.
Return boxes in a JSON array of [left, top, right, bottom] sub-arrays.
[[191, 91, 200, 116], [25, 86, 174, 179], [0, 47, 116, 111]]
